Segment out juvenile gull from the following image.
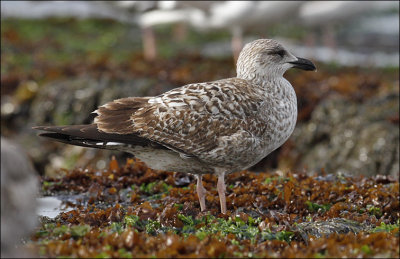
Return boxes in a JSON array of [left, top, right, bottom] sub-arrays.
[[34, 39, 316, 214]]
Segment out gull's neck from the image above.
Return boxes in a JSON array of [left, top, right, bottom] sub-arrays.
[[236, 63, 296, 101], [237, 69, 287, 90], [236, 59, 287, 89]]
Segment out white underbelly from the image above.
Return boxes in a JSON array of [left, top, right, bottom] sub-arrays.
[[123, 146, 212, 174]]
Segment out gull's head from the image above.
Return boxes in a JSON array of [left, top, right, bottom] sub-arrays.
[[236, 39, 316, 81]]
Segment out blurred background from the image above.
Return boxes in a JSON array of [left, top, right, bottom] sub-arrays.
[[1, 0, 399, 180]]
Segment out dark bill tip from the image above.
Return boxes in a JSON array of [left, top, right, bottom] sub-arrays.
[[289, 57, 316, 71]]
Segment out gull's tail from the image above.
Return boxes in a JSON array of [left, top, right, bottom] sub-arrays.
[[33, 124, 166, 150]]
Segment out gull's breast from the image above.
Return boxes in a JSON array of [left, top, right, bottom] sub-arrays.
[[250, 79, 298, 167]]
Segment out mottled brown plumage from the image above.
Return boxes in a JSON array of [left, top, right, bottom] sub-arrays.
[[34, 39, 316, 214]]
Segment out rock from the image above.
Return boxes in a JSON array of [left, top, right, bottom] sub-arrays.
[[1, 137, 39, 258], [285, 92, 399, 177], [295, 218, 366, 241]]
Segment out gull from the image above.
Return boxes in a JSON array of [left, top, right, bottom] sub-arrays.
[[138, 7, 193, 61], [0, 1, 129, 22], [298, 1, 398, 51], [188, 1, 305, 62], [188, 1, 256, 62], [34, 39, 316, 214], [113, 1, 195, 61]]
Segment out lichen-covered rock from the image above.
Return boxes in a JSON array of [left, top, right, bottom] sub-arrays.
[[285, 92, 399, 177]]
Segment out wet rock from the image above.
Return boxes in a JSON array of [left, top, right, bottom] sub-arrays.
[[285, 92, 399, 177], [1, 137, 39, 258], [294, 218, 366, 240]]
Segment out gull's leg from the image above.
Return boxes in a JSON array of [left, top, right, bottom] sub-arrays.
[[172, 22, 187, 42], [216, 170, 227, 214], [304, 31, 316, 59], [322, 24, 336, 51], [142, 26, 157, 61], [196, 175, 207, 211], [231, 26, 243, 63]]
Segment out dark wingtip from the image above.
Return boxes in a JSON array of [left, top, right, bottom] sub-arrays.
[[38, 132, 67, 139]]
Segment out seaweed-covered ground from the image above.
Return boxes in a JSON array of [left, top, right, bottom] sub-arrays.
[[27, 158, 399, 258], [2, 18, 399, 258]]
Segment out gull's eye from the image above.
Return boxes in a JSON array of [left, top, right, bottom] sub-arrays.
[[268, 49, 286, 58], [276, 49, 286, 57]]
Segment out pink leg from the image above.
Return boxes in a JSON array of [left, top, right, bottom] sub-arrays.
[[196, 175, 206, 211], [304, 32, 316, 59], [142, 26, 157, 61], [217, 172, 227, 214], [323, 24, 336, 50], [231, 27, 243, 64], [172, 22, 187, 42]]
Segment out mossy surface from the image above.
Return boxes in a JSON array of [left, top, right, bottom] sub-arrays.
[[28, 158, 399, 258]]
